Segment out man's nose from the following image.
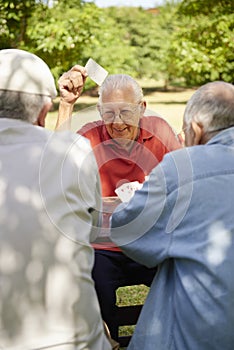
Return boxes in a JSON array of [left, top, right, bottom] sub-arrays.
[[113, 113, 123, 123]]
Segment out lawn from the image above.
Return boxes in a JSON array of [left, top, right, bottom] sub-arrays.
[[46, 81, 195, 349]]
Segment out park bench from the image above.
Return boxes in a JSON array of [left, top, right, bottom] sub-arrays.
[[117, 301, 143, 347]]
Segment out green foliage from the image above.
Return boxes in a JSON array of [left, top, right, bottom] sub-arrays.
[[104, 7, 157, 77], [0, 0, 39, 48], [170, 0, 234, 85], [179, 0, 234, 16], [0, 0, 233, 88], [102, 3, 180, 86], [26, 2, 105, 82], [80, 7, 137, 77]]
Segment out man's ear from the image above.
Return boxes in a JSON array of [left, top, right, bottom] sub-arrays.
[[191, 121, 203, 145], [35, 101, 53, 127], [140, 100, 146, 115]]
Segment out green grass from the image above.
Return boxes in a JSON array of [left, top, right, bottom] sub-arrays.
[[117, 284, 149, 307], [117, 284, 149, 341]]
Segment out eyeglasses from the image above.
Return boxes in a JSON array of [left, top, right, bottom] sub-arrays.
[[100, 103, 141, 124]]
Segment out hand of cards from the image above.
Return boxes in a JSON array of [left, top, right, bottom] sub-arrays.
[[115, 181, 143, 203]]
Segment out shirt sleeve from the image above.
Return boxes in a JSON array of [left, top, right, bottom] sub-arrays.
[[110, 160, 173, 268], [110, 147, 194, 268]]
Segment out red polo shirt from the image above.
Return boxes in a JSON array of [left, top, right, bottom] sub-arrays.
[[78, 116, 182, 250], [79, 116, 181, 196]]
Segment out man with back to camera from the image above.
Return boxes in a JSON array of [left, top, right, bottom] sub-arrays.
[[110, 81, 234, 350], [0, 49, 112, 350], [56, 65, 182, 341]]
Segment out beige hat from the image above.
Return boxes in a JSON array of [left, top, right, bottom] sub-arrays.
[[0, 49, 57, 98]]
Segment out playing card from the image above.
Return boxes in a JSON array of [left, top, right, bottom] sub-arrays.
[[85, 58, 108, 86], [115, 181, 143, 203]]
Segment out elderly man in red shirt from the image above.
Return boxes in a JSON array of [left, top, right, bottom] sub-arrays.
[[56, 65, 182, 342]]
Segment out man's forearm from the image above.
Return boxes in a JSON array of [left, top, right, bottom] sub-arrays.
[[55, 99, 74, 130]]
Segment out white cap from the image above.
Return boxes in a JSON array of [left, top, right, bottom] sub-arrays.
[[0, 49, 57, 99]]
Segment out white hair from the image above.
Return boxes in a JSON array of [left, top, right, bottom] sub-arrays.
[[98, 74, 144, 104], [184, 81, 234, 133], [0, 91, 51, 124]]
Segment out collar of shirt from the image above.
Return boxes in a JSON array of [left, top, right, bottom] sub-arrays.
[[207, 126, 234, 147]]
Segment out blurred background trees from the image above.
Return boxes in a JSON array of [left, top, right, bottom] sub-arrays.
[[170, 0, 234, 85], [0, 0, 233, 89]]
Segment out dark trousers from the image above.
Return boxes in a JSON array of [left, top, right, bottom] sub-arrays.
[[92, 249, 157, 341]]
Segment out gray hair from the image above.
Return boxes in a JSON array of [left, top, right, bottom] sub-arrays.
[[184, 81, 234, 133], [0, 91, 51, 124], [98, 74, 144, 104]]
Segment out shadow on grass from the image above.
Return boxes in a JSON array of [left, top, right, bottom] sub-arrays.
[[153, 100, 189, 105], [52, 101, 95, 112], [142, 86, 188, 95]]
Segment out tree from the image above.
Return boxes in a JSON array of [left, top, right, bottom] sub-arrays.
[[104, 3, 180, 87], [169, 0, 234, 85], [25, 2, 102, 81], [0, 0, 40, 49]]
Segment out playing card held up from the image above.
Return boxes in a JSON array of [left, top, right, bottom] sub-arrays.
[[85, 58, 108, 86]]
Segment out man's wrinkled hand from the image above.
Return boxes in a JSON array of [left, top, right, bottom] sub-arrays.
[[58, 65, 88, 104]]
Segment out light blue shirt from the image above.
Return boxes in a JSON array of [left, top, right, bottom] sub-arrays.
[[111, 127, 234, 350]]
